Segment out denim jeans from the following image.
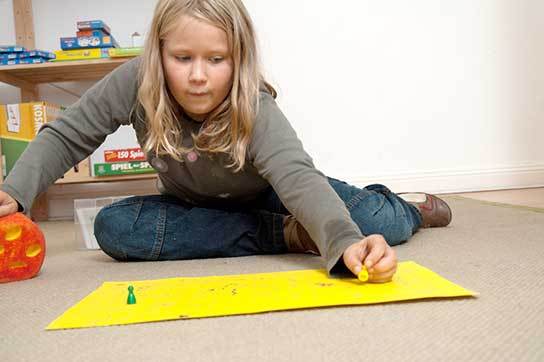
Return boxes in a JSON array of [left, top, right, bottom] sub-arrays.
[[94, 178, 422, 262]]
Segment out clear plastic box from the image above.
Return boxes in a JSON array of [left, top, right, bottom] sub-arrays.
[[74, 196, 132, 250]]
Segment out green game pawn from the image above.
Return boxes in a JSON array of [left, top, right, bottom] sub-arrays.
[[127, 285, 137, 305]]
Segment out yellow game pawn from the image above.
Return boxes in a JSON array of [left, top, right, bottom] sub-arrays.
[[358, 266, 369, 282]]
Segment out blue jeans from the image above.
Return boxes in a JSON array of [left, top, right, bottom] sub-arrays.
[[94, 179, 422, 262]]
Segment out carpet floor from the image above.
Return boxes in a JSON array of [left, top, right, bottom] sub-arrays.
[[1, 196, 543, 362]]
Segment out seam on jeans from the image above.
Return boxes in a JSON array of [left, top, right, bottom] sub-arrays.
[[101, 198, 142, 211], [116, 233, 129, 261], [272, 212, 278, 249], [256, 211, 272, 251], [345, 191, 369, 211], [150, 203, 167, 260], [274, 214, 286, 252], [95, 224, 127, 261], [129, 199, 144, 233], [102, 195, 174, 211]]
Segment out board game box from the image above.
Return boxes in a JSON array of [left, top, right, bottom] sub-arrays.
[[89, 125, 155, 177], [76, 20, 111, 35], [76, 29, 109, 38], [53, 48, 110, 61], [0, 102, 63, 178], [61, 34, 119, 50], [0, 50, 55, 61], [0, 46, 25, 53], [0, 58, 48, 65], [108, 47, 143, 58]]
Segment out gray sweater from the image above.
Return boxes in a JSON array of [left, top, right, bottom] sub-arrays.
[[1, 57, 363, 275]]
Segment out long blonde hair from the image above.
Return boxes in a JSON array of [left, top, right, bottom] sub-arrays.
[[138, 0, 276, 172]]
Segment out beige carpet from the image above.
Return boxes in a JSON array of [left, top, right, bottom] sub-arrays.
[[2, 196, 543, 362]]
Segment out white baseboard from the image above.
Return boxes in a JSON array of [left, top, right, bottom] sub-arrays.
[[346, 163, 544, 194], [46, 164, 544, 220]]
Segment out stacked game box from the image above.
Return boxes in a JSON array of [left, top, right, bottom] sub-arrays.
[[0, 46, 55, 66], [108, 47, 143, 58], [55, 20, 119, 61], [0, 102, 63, 178], [89, 125, 155, 177]]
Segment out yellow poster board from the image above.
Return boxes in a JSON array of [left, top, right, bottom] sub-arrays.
[[46, 261, 477, 330]]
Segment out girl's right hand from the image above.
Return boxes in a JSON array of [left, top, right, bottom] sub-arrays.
[[0, 191, 19, 217], [342, 234, 398, 283]]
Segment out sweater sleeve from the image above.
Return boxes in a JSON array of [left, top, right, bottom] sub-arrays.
[[0, 57, 141, 213], [249, 92, 364, 276]]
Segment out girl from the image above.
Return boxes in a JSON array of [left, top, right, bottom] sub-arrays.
[[0, 0, 451, 281]]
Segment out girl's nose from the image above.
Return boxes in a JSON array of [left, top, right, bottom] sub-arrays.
[[189, 61, 207, 83]]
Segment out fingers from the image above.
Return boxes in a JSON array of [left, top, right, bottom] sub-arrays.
[[342, 240, 367, 276], [369, 246, 397, 274], [0, 205, 15, 217], [0, 204, 17, 218], [363, 235, 387, 271], [0, 192, 18, 217], [368, 247, 398, 283], [369, 271, 396, 283], [342, 234, 399, 283], [368, 264, 397, 283]]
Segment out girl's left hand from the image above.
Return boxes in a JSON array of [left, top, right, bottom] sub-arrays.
[[342, 234, 397, 283]]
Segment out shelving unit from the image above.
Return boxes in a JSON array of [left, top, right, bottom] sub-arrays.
[[0, 0, 156, 220], [0, 58, 129, 85], [0, 58, 157, 186]]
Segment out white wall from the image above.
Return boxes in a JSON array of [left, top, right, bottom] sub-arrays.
[[1, 0, 543, 197]]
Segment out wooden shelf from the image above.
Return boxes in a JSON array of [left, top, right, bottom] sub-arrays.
[[0, 58, 131, 89], [57, 173, 157, 185]]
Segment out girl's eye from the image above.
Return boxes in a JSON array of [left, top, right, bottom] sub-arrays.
[[174, 56, 223, 63]]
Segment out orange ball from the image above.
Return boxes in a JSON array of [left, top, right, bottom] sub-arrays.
[[0, 213, 46, 283]]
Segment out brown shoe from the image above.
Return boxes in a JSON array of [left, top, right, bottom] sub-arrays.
[[283, 215, 320, 255], [398, 193, 452, 228]]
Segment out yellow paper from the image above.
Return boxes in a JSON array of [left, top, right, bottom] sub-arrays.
[[46, 261, 477, 330]]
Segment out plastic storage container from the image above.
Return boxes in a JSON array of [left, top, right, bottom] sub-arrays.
[[74, 196, 132, 249]]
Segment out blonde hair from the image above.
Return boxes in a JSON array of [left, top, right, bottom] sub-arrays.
[[138, 0, 276, 172]]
